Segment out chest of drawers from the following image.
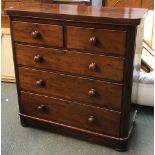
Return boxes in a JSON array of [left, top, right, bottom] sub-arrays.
[[6, 3, 147, 151]]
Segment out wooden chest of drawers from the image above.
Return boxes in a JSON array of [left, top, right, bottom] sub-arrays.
[[6, 3, 147, 151]]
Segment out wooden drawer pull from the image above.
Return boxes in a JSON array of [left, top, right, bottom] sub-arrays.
[[89, 62, 97, 71], [34, 55, 43, 63], [31, 30, 41, 39], [37, 104, 47, 112], [88, 89, 96, 97], [88, 116, 95, 123], [89, 36, 97, 46], [36, 79, 45, 87]]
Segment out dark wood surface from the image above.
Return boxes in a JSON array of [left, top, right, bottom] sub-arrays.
[[7, 4, 147, 151], [2, 0, 151, 28], [20, 91, 121, 137], [18, 67, 123, 111], [15, 43, 124, 82], [67, 26, 126, 56], [12, 21, 63, 47], [1, 0, 92, 28], [6, 3, 147, 25]]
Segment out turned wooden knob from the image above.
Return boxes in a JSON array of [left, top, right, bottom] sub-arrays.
[[88, 89, 96, 97], [37, 104, 46, 112], [89, 62, 97, 71], [34, 55, 43, 63], [88, 116, 95, 123], [36, 79, 44, 87], [31, 30, 41, 39], [89, 36, 97, 46]]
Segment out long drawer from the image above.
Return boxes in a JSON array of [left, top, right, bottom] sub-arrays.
[[12, 21, 63, 47], [67, 26, 127, 56], [18, 67, 123, 111], [15, 44, 124, 82], [20, 91, 121, 137]]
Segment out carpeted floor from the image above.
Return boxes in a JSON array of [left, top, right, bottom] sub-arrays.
[[1, 82, 154, 155]]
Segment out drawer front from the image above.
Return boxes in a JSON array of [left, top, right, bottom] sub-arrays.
[[15, 44, 124, 82], [20, 92, 121, 137], [12, 21, 63, 47], [18, 67, 122, 111], [67, 26, 126, 56]]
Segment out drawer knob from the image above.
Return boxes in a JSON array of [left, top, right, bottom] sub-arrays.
[[89, 62, 97, 71], [36, 79, 45, 87], [37, 104, 47, 112], [89, 37, 97, 46], [88, 116, 95, 123], [34, 55, 43, 63], [31, 30, 41, 39], [88, 89, 96, 97]]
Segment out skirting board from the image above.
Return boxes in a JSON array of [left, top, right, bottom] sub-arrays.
[[1, 75, 16, 83]]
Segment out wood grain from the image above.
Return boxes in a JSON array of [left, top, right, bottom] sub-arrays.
[[12, 21, 63, 47], [6, 3, 148, 26], [15, 43, 124, 82], [67, 26, 127, 56], [20, 91, 121, 137], [18, 67, 123, 111]]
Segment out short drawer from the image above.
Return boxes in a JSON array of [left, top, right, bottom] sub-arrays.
[[20, 91, 121, 137], [67, 26, 126, 56], [15, 44, 124, 82], [12, 21, 63, 47], [18, 67, 123, 111]]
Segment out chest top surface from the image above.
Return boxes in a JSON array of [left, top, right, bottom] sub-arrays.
[[6, 3, 147, 25]]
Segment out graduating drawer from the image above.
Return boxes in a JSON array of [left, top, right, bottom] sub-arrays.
[[12, 21, 63, 47], [15, 44, 124, 82], [18, 67, 123, 111], [67, 26, 126, 56], [20, 91, 121, 137]]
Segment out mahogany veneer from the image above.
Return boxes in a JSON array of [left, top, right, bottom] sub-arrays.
[[12, 21, 63, 47], [21, 92, 121, 137], [18, 67, 123, 110], [15, 44, 124, 82], [67, 26, 127, 56], [6, 3, 147, 151]]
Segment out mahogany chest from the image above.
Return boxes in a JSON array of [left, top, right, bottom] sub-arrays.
[[6, 3, 147, 151]]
